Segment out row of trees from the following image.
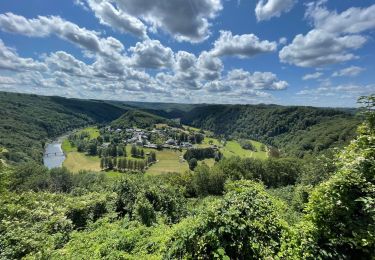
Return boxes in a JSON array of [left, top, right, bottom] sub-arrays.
[[171, 132, 204, 144], [100, 152, 156, 172], [130, 145, 145, 158]]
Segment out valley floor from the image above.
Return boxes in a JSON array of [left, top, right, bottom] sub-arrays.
[[61, 126, 268, 175]]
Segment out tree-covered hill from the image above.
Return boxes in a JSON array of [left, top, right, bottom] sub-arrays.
[[0, 91, 127, 163], [111, 109, 179, 129], [180, 104, 360, 157]]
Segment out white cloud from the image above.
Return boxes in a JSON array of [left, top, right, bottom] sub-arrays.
[[197, 51, 223, 81], [279, 29, 366, 67], [81, 0, 222, 43], [306, 3, 375, 35], [0, 39, 46, 72], [0, 12, 124, 57], [205, 81, 231, 93], [226, 69, 288, 90], [297, 84, 375, 99], [0, 76, 18, 85], [210, 30, 277, 58], [128, 40, 174, 69], [278, 37, 287, 45], [302, 72, 323, 80], [85, 0, 148, 39], [332, 66, 365, 77], [280, 3, 375, 68], [45, 51, 93, 77], [255, 0, 296, 21]]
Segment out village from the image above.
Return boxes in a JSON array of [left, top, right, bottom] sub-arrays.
[[101, 124, 216, 151], [62, 123, 268, 175]]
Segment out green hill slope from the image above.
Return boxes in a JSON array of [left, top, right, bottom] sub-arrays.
[[111, 109, 178, 129], [0, 92, 127, 163], [181, 104, 360, 157]]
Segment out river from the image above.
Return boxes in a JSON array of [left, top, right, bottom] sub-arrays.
[[43, 138, 66, 169]]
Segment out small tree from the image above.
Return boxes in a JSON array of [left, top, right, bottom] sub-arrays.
[[131, 145, 137, 157], [107, 158, 113, 170], [100, 157, 104, 170], [188, 158, 198, 171]]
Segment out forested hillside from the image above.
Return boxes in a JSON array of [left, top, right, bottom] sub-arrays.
[[181, 104, 360, 157], [111, 110, 179, 129], [0, 92, 126, 163]]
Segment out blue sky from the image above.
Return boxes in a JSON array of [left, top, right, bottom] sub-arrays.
[[0, 0, 374, 107]]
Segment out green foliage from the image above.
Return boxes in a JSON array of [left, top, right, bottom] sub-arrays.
[[0, 191, 115, 259], [114, 176, 186, 224], [166, 180, 287, 259], [50, 218, 172, 259], [304, 123, 375, 258], [281, 98, 375, 258], [0, 92, 126, 163], [8, 163, 109, 193], [191, 163, 226, 196], [111, 109, 178, 129], [239, 139, 256, 151], [181, 104, 359, 157], [214, 156, 304, 188], [134, 194, 156, 226], [188, 157, 198, 170], [184, 147, 217, 161]]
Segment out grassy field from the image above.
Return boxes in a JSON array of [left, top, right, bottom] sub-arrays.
[[63, 152, 101, 172], [79, 126, 100, 139], [200, 138, 268, 159], [61, 139, 76, 153], [200, 158, 216, 167], [146, 149, 188, 175]]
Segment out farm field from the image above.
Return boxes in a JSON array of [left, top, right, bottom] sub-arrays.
[[145, 149, 188, 175], [79, 126, 100, 139], [63, 152, 101, 172], [200, 137, 268, 159]]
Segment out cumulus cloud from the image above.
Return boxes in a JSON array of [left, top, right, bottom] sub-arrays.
[[0, 39, 46, 72], [306, 3, 375, 35], [302, 72, 323, 80], [332, 66, 365, 77], [128, 40, 174, 69], [255, 0, 296, 21], [205, 81, 231, 93], [280, 3, 375, 68], [172, 51, 200, 89], [225, 69, 288, 90], [210, 30, 277, 58], [278, 37, 287, 45], [0, 76, 18, 85], [80, 0, 222, 43], [45, 51, 93, 77], [297, 84, 375, 98], [85, 0, 148, 39], [197, 51, 223, 81], [279, 29, 366, 67], [0, 12, 124, 57]]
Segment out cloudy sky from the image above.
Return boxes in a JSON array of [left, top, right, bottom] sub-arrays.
[[0, 0, 374, 107]]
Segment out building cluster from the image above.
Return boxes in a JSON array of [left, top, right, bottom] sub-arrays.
[[105, 126, 195, 150]]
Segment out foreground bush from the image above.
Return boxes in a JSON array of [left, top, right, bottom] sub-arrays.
[[166, 180, 287, 259]]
